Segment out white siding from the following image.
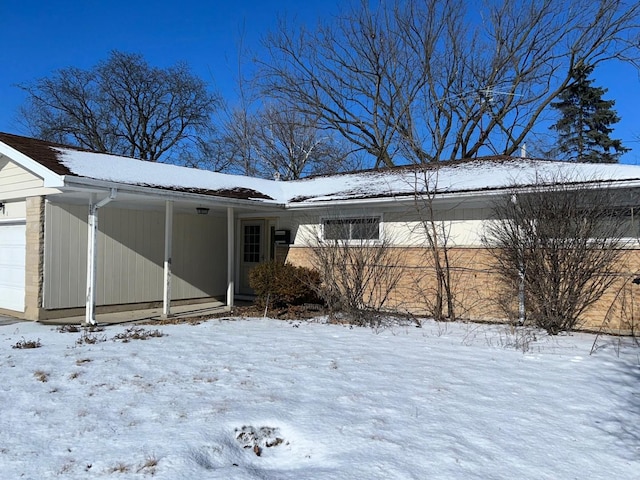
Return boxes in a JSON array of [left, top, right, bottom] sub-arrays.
[[0, 157, 43, 198], [289, 203, 494, 248]]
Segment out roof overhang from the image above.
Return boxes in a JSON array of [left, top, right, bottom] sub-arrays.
[[57, 175, 286, 211], [285, 178, 640, 209]]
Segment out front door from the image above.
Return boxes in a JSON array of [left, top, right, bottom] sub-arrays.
[[239, 220, 266, 294]]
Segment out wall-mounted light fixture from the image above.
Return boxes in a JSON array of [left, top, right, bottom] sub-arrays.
[[196, 207, 210, 215], [0, 202, 5, 214]]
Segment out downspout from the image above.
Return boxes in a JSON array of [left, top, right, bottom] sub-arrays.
[[85, 188, 117, 325]]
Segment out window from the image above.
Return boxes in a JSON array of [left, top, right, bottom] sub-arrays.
[[243, 224, 261, 262], [323, 217, 380, 241]]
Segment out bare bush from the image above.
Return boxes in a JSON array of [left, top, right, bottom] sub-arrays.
[[56, 325, 80, 333], [112, 327, 165, 342], [306, 216, 403, 326], [409, 169, 460, 320], [13, 338, 41, 349], [483, 174, 630, 334], [76, 331, 107, 346]]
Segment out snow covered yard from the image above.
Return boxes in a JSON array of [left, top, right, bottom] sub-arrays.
[[0, 317, 638, 479]]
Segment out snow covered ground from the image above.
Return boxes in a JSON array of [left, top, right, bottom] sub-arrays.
[[0, 317, 638, 479]]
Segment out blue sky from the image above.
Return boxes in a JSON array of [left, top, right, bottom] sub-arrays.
[[0, 0, 336, 128], [1, 0, 639, 163]]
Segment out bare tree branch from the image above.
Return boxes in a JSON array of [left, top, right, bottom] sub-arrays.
[[19, 51, 219, 163], [259, 0, 640, 165]]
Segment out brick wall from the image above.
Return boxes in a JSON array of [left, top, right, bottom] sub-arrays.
[[284, 245, 640, 334], [24, 196, 45, 320]]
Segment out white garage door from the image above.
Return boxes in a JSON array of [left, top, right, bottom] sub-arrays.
[[0, 222, 26, 312]]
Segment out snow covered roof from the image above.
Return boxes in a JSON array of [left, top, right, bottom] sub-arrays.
[[2, 132, 640, 207], [288, 157, 640, 204]]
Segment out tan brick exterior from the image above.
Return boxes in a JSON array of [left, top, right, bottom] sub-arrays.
[[285, 245, 640, 334], [24, 196, 45, 320]]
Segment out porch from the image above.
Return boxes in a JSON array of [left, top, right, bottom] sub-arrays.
[[38, 299, 231, 326], [37, 185, 281, 325]]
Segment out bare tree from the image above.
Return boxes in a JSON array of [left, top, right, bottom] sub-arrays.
[[213, 103, 358, 178], [19, 51, 219, 163], [252, 106, 356, 179], [483, 174, 630, 334], [410, 169, 458, 320], [213, 106, 262, 176], [306, 215, 403, 326], [260, 0, 640, 166]]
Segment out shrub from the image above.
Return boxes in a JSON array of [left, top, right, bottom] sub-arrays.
[[76, 331, 107, 345], [306, 223, 403, 327], [484, 175, 629, 334], [112, 327, 165, 342], [249, 261, 322, 309], [13, 337, 41, 349], [56, 325, 80, 333]]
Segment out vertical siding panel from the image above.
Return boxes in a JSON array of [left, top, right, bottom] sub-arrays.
[[135, 211, 144, 301], [68, 207, 80, 305], [69, 205, 81, 307], [97, 212, 105, 305], [127, 209, 138, 302], [74, 205, 87, 307], [69, 205, 79, 307], [59, 205, 71, 307], [174, 214, 184, 298], [43, 203, 227, 309], [151, 213, 163, 298], [119, 208, 130, 302], [143, 213, 152, 299], [43, 203, 87, 309], [43, 202, 56, 308]]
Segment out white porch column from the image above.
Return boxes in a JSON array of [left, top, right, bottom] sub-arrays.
[[162, 200, 173, 317], [85, 189, 117, 325], [226, 206, 234, 309]]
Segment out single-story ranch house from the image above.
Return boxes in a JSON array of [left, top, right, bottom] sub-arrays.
[[1, 132, 640, 332]]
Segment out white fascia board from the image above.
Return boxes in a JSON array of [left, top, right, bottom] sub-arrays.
[[0, 141, 65, 188], [284, 189, 501, 209], [61, 175, 286, 209]]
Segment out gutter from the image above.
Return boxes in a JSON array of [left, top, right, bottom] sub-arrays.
[[61, 175, 286, 209]]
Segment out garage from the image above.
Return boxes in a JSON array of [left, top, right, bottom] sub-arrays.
[[0, 222, 26, 312]]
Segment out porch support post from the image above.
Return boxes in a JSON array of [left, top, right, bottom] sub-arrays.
[[162, 200, 173, 317], [226, 206, 234, 309], [85, 189, 117, 325]]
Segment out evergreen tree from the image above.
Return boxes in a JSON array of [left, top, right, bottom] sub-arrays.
[[550, 65, 629, 163]]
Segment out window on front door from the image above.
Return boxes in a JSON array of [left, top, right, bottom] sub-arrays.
[[243, 224, 261, 262]]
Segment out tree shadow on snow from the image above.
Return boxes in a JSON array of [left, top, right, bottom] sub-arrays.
[[592, 347, 640, 459]]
